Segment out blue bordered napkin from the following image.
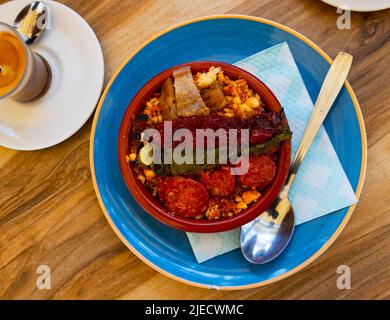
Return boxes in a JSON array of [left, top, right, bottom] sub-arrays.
[[186, 42, 357, 263]]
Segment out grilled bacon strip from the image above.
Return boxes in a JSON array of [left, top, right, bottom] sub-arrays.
[[200, 82, 228, 110], [173, 66, 210, 117], [160, 78, 177, 120]]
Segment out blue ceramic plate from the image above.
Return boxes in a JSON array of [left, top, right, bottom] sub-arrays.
[[90, 15, 366, 289]]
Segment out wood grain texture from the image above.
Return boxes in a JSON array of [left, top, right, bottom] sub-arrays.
[[0, 0, 389, 300]]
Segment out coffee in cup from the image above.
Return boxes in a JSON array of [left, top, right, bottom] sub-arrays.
[[0, 22, 51, 102]]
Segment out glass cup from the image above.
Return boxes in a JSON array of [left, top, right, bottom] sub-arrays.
[[0, 22, 51, 102]]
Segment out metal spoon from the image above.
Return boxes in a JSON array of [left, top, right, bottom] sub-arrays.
[[240, 52, 353, 264], [14, 1, 49, 44]]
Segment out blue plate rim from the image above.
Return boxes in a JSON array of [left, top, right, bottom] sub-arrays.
[[89, 14, 367, 290]]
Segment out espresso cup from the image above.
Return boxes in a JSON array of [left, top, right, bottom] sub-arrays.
[[0, 22, 51, 102]]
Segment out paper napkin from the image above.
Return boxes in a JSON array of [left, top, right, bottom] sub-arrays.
[[186, 42, 357, 263]]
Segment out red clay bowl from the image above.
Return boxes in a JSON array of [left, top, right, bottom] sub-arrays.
[[118, 61, 292, 233]]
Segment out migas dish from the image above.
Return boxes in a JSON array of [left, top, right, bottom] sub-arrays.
[[118, 61, 292, 233]]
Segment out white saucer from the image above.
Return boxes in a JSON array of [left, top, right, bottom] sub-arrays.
[[321, 0, 390, 11], [0, 0, 104, 150]]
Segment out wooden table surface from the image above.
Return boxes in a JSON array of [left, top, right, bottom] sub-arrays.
[[1, 0, 389, 300]]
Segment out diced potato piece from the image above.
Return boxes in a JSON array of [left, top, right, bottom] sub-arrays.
[[240, 103, 252, 113], [138, 175, 146, 184], [146, 97, 159, 108], [232, 96, 241, 105], [231, 103, 239, 111], [205, 205, 220, 220], [236, 201, 248, 210], [196, 67, 221, 89], [197, 73, 215, 89], [144, 169, 156, 180], [245, 97, 260, 109], [242, 190, 261, 205]]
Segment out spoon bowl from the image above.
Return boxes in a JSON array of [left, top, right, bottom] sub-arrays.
[[241, 198, 294, 264]]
